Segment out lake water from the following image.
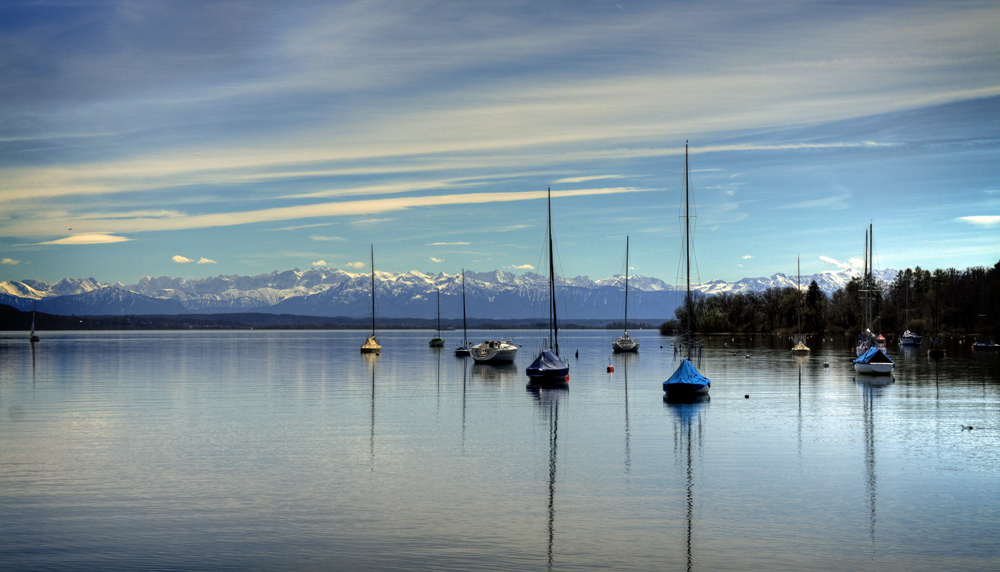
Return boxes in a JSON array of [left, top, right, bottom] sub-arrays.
[[2, 330, 998, 571]]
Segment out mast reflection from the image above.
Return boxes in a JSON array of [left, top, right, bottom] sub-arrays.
[[665, 394, 708, 572], [528, 380, 566, 572], [856, 373, 890, 554], [363, 352, 378, 472]]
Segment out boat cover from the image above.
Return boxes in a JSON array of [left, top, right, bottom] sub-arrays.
[[853, 346, 894, 365], [525, 350, 569, 378], [663, 359, 711, 394]]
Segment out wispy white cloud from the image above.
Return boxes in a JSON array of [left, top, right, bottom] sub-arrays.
[[958, 215, 1000, 227], [820, 255, 864, 270], [2, 258, 20, 265], [173, 255, 194, 263], [197, 258, 217, 264], [428, 242, 471, 245], [345, 261, 365, 269], [508, 264, 535, 270], [742, 255, 753, 259], [310, 235, 346, 241], [430, 257, 442, 263], [312, 260, 327, 266], [38, 234, 131, 245], [553, 175, 622, 184]]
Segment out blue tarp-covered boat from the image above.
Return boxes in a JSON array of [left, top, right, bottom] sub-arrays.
[[853, 346, 894, 374], [663, 359, 711, 396], [526, 349, 570, 381]]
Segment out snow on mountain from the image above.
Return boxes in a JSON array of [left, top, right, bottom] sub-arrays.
[[1, 267, 897, 319]]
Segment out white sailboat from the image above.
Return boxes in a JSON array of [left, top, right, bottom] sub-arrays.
[[360, 245, 381, 355], [791, 257, 810, 353], [664, 142, 710, 398], [612, 236, 639, 353]]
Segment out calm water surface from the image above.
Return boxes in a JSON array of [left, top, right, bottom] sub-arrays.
[[2, 330, 998, 571]]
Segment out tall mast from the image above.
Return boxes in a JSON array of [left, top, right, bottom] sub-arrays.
[[685, 141, 692, 346], [461, 268, 467, 346], [436, 288, 441, 336], [548, 187, 559, 355], [624, 235, 629, 334], [370, 244, 376, 337]]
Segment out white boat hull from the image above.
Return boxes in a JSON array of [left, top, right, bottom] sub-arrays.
[[470, 341, 517, 364], [854, 362, 893, 374]]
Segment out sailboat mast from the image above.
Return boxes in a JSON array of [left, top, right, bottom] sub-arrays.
[[624, 235, 629, 334], [436, 288, 441, 336], [685, 141, 692, 345], [370, 244, 376, 337], [548, 187, 559, 356], [461, 268, 467, 346]]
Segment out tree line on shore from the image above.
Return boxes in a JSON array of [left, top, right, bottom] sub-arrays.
[[660, 260, 1000, 339]]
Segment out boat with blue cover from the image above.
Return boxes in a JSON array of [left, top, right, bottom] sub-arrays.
[[664, 142, 711, 399], [526, 187, 570, 383], [853, 345, 894, 374]]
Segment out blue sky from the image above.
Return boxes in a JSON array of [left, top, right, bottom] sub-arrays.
[[2, 0, 998, 286]]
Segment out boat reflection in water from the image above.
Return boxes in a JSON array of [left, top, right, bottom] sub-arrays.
[[527, 380, 566, 572], [855, 372, 891, 553], [469, 361, 518, 383], [664, 394, 709, 572]]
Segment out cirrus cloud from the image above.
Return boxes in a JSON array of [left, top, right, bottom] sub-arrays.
[[173, 255, 194, 263], [959, 215, 1000, 227], [197, 257, 217, 264]]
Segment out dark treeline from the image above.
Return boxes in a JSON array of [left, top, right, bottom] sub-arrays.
[[660, 260, 1000, 339]]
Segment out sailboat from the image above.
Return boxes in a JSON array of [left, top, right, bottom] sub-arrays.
[[853, 223, 893, 374], [612, 236, 639, 353], [429, 288, 445, 347], [664, 142, 711, 398], [360, 245, 382, 354], [455, 269, 471, 356], [29, 301, 40, 343], [526, 187, 570, 382], [900, 279, 922, 346], [791, 257, 810, 353]]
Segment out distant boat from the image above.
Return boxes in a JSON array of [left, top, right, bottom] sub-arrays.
[[360, 245, 381, 355], [470, 339, 518, 364], [664, 142, 710, 398], [29, 301, 40, 343], [900, 281, 921, 346], [971, 339, 999, 351], [455, 269, 471, 356], [612, 236, 639, 353], [900, 330, 923, 346], [526, 187, 570, 382], [791, 257, 809, 353], [429, 288, 445, 347]]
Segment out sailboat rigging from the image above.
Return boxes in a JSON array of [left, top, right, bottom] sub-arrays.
[[664, 142, 710, 398], [360, 245, 382, 354], [455, 269, 471, 356], [429, 288, 444, 347], [29, 301, 40, 343], [526, 187, 570, 383], [612, 236, 639, 353], [853, 223, 893, 374], [791, 256, 810, 352]]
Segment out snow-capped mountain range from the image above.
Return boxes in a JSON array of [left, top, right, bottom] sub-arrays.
[[0, 267, 896, 320]]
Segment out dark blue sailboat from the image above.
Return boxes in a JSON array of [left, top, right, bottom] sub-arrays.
[[526, 187, 570, 383], [664, 142, 711, 398]]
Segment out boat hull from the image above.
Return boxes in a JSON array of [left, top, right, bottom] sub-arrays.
[[454, 345, 471, 357], [853, 362, 893, 374], [612, 337, 639, 352], [525, 349, 570, 381], [360, 335, 381, 354], [429, 338, 445, 347], [470, 341, 517, 364], [663, 359, 711, 397]]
